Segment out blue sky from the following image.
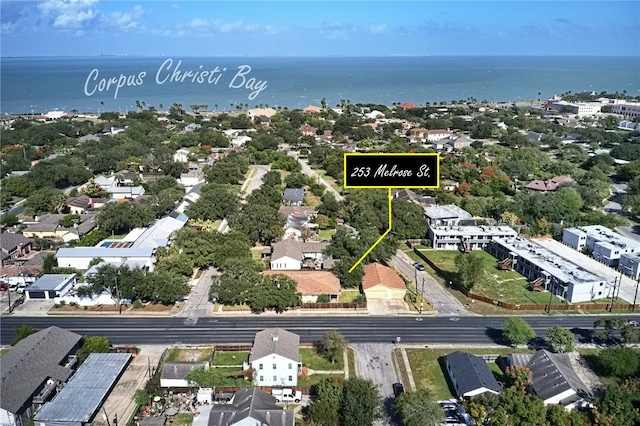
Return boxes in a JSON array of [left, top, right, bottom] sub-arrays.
[[1, 1, 638, 57]]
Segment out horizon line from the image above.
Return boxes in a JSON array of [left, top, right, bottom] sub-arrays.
[[3, 54, 640, 59]]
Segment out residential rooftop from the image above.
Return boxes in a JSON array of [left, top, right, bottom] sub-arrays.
[[568, 225, 640, 250], [430, 225, 517, 237], [493, 237, 607, 284], [424, 204, 473, 221]]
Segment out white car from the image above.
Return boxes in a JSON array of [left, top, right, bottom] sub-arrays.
[[629, 320, 639, 327]]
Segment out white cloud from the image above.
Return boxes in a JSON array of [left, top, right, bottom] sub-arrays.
[[103, 4, 144, 32], [185, 18, 260, 34], [363, 24, 388, 34], [38, 0, 99, 29]]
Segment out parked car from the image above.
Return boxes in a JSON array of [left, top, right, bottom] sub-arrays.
[[629, 320, 639, 327], [271, 388, 302, 403], [392, 382, 404, 398], [413, 262, 426, 271]]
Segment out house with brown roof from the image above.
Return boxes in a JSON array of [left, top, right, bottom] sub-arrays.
[[397, 102, 418, 109], [0, 230, 32, 268], [65, 195, 108, 214], [262, 270, 340, 303], [524, 175, 574, 192], [303, 105, 322, 113], [269, 241, 330, 271], [362, 263, 407, 300], [299, 124, 317, 137]]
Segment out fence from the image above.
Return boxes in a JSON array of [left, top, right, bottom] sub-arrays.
[[413, 248, 639, 312], [300, 302, 366, 309]]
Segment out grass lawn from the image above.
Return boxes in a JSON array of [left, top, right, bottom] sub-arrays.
[[304, 192, 322, 207], [298, 373, 343, 387], [169, 413, 194, 426], [347, 348, 356, 378], [338, 289, 361, 303], [251, 247, 264, 261], [164, 347, 212, 363], [0, 348, 9, 357], [210, 367, 252, 386], [407, 347, 535, 399], [212, 351, 249, 366], [318, 229, 337, 241], [417, 249, 567, 306], [300, 347, 344, 371]]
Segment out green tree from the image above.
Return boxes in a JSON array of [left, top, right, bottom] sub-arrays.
[[394, 388, 444, 426], [24, 187, 66, 215], [186, 184, 240, 221], [0, 213, 20, 227], [597, 347, 639, 378], [231, 203, 284, 244], [97, 202, 154, 235], [11, 324, 37, 345], [248, 274, 302, 313], [340, 377, 383, 426], [598, 384, 640, 426], [455, 251, 485, 289], [545, 326, 576, 353], [502, 317, 536, 346], [304, 376, 344, 426], [59, 213, 80, 228], [332, 257, 364, 289], [316, 330, 347, 365], [209, 259, 262, 305], [76, 336, 111, 364], [77, 264, 146, 311]]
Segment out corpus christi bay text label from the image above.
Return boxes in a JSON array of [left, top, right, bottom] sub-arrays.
[[84, 58, 267, 100]]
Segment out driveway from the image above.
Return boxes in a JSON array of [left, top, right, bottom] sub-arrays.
[[179, 267, 219, 322], [367, 299, 409, 315], [242, 164, 271, 199], [389, 250, 474, 316], [603, 183, 627, 215], [352, 343, 400, 426], [287, 152, 344, 202]]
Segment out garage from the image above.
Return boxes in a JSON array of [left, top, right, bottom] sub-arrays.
[[362, 263, 407, 300], [25, 274, 76, 300]]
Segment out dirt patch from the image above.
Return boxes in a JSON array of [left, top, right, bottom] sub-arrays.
[[569, 352, 602, 395]]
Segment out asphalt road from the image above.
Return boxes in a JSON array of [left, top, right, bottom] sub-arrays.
[[3, 315, 638, 346], [389, 250, 473, 316], [287, 151, 345, 202]]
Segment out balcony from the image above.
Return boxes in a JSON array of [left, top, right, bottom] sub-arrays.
[[33, 380, 57, 404]]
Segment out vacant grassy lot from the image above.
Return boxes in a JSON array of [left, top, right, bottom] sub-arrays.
[[164, 347, 213, 363], [298, 372, 343, 387], [318, 228, 337, 241], [338, 289, 361, 303], [212, 351, 249, 366], [406, 347, 535, 399], [210, 367, 252, 386], [250, 247, 264, 261], [301, 347, 344, 371], [417, 249, 566, 306]]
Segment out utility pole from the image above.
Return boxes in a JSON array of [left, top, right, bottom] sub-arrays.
[[102, 408, 112, 426], [633, 277, 639, 312], [419, 277, 425, 315], [609, 275, 617, 312]]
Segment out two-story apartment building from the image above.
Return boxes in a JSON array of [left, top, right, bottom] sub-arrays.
[[562, 225, 640, 267], [424, 204, 474, 227], [487, 237, 611, 303], [245, 328, 301, 387], [429, 225, 517, 251]]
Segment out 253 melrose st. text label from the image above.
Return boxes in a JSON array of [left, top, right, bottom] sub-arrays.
[[84, 58, 268, 100], [344, 153, 440, 188]]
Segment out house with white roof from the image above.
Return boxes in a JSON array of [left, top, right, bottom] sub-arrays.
[[173, 148, 190, 163]]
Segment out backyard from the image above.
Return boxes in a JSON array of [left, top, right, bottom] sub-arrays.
[[406, 347, 535, 400], [415, 249, 567, 306], [164, 347, 213, 363], [212, 351, 249, 366]]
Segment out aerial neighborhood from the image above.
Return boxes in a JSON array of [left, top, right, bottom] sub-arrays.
[[1, 93, 640, 426]]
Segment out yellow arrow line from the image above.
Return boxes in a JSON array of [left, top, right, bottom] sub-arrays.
[[349, 187, 392, 273]]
